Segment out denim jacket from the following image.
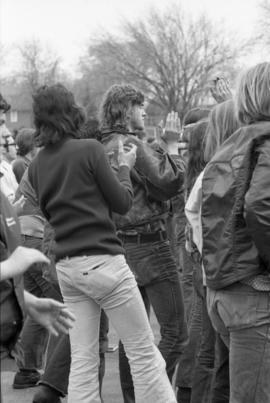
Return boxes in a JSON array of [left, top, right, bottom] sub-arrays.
[[101, 132, 185, 231]]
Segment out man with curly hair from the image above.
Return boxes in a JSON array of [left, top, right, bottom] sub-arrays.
[[99, 84, 188, 402]]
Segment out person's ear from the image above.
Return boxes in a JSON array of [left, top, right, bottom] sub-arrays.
[[126, 104, 132, 121]]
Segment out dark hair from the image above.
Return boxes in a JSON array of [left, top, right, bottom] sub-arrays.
[[80, 118, 101, 141], [204, 99, 240, 162], [15, 128, 35, 156], [183, 107, 211, 126], [99, 84, 144, 132], [32, 84, 85, 147], [0, 93, 11, 113], [185, 120, 208, 196]]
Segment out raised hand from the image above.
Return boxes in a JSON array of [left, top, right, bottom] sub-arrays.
[[164, 111, 181, 135], [210, 76, 232, 104], [118, 140, 137, 169], [160, 111, 181, 154]]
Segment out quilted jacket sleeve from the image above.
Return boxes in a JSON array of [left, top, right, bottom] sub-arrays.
[[244, 140, 270, 269]]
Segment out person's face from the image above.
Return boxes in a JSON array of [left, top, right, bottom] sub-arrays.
[[129, 103, 146, 132], [0, 119, 16, 161]]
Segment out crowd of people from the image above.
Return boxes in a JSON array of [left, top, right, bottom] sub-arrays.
[[0, 61, 269, 403]]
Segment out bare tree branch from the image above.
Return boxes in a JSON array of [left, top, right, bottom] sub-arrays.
[[78, 4, 250, 119], [18, 39, 61, 94]]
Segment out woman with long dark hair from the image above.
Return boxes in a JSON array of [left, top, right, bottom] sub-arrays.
[[28, 84, 177, 403]]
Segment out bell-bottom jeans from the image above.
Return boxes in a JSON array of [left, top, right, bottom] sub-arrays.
[[56, 254, 177, 403]]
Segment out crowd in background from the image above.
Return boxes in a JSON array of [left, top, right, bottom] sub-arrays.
[[0, 61, 270, 403]]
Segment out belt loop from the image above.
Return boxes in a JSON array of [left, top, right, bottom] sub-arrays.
[[137, 233, 141, 244]]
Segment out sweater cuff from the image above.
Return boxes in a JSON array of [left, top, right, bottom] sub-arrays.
[[118, 164, 130, 174], [118, 165, 132, 189]]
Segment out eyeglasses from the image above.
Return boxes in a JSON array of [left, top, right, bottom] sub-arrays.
[[0, 137, 16, 150]]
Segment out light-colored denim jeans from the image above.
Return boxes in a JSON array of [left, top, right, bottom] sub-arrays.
[[56, 254, 176, 403], [207, 283, 270, 403]]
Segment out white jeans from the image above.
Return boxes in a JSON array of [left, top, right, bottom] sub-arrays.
[[56, 254, 176, 403]]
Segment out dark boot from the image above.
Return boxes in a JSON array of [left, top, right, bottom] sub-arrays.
[[13, 369, 40, 389], [32, 384, 62, 403], [177, 386, 191, 403]]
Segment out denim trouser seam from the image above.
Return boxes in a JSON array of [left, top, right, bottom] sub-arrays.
[[252, 323, 270, 403]]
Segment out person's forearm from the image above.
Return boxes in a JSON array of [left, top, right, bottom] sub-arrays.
[[24, 291, 38, 314], [0, 251, 27, 280], [0, 259, 18, 280], [96, 152, 134, 214], [166, 142, 179, 155]]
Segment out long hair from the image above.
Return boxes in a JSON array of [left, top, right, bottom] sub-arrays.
[[185, 120, 208, 197], [235, 62, 270, 125], [204, 99, 240, 163], [183, 107, 211, 126], [99, 84, 144, 133], [32, 84, 85, 147]]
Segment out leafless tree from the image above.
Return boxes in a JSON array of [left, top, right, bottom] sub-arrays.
[[18, 39, 61, 93], [80, 5, 249, 120], [259, 0, 270, 46]]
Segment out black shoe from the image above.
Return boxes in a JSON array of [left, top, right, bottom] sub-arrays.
[[33, 385, 62, 403], [177, 386, 191, 403], [13, 370, 40, 389]]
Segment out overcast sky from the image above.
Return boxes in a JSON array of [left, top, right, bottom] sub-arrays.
[[0, 0, 266, 76]]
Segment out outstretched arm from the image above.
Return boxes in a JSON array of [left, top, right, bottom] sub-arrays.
[[1, 246, 50, 281], [24, 291, 75, 337]]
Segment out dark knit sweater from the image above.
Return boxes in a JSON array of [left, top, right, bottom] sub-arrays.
[[28, 138, 133, 261]]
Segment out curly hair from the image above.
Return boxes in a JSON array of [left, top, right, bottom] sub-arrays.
[[235, 62, 270, 125], [15, 128, 35, 156], [32, 84, 85, 147], [99, 84, 144, 132], [80, 118, 102, 141], [204, 99, 240, 163]]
